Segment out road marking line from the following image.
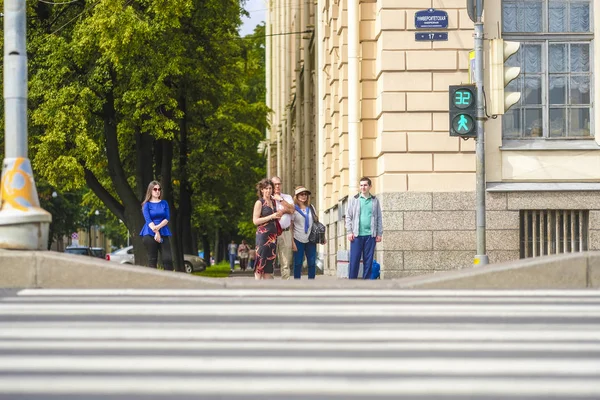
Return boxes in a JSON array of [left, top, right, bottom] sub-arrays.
[[2, 340, 599, 352], [16, 289, 600, 297], [0, 377, 599, 395], [6, 296, 600, 304], [2, 356, 600, 375], [1, 327, 599, 341], [2, 303, 600, 317]]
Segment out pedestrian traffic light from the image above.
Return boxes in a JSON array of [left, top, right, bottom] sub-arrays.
[[488, 38, 521, 115], [449, 84, 477, 138]]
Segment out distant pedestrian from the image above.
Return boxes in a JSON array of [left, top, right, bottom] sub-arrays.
[[271, 176, 295, 279], [238, 240, 250, 271], [139, 180, 173, 271], [345, 177, 382, 279], [227, 240, 238, 272], [253, 178, 281, 280], [291, 186, 324, 279], [248, 247, 256, 270]]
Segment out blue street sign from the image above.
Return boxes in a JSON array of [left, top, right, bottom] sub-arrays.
[[415, 8, 449, 29], [415, 32, 448, 41]]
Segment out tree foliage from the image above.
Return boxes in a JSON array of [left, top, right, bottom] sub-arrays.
[[7, 0, 268, 268]]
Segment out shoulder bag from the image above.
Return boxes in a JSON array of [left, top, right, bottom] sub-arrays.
[[308, 205, 326, 244]]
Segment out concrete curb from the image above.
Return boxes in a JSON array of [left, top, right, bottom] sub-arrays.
[[0, 250, 225, 289], [1, 249, 599, 289], [392, 251, 600, 289]]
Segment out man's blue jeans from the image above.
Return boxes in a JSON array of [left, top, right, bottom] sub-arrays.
[[293, 239, 317, 279], [229, 254, 236, 271], [349, 235, 375, 279]]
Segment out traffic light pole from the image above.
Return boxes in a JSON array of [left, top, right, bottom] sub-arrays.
[[474, 17, 488, 266]]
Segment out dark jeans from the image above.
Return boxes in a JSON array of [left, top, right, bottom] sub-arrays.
[[229, 254, 236, 271], [293, 239, 317, 279], [142, 235, 173, 271], [349, 235, 375, 279]]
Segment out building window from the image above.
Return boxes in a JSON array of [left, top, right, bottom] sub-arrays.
[[520, 210, 588, 258], [502, 0, 593, 139]]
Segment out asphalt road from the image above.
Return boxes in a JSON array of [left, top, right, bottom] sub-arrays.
[[0, 288, 599, 399]]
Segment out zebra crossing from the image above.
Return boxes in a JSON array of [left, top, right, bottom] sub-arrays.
[[0, 288, 599, 399]]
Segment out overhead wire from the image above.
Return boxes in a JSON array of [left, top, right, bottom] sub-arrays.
[[38, 0, 81, 4], [36, 0, 308, 39], [50, 0, 99, 34]]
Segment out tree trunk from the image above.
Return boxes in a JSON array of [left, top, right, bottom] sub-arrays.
[[127, 213, 148, 266], [201, 233, 211, 265], [177, 94, 194, 256], [159, 139, 183, 272], [90, 73, 151, 267], [214, 228, 221, 263], [135, 128, 154, 200], [191, 230, 198, 255]]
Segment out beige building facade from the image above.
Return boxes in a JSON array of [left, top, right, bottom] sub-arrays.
[[266, 0, 598, 278]]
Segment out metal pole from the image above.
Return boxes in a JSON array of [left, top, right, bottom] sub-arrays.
[[0, 0, 51, 250], [473, 11, 488, 266]]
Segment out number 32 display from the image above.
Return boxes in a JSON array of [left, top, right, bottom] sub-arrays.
[[449, 85, 477, 138]]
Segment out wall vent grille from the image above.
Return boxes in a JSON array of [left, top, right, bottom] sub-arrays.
[[520, 210, 588, 258]]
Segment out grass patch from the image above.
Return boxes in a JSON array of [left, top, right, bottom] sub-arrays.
[[194, 261, 231, 278]]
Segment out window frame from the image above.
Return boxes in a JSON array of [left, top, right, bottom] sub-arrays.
[[501, 0, 594, 141]]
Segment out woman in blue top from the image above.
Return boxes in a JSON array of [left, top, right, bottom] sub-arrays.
[[139, 180, 173, 271]]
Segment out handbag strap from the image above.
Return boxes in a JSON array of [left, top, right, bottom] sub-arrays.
[[309, 205, 319, 223]]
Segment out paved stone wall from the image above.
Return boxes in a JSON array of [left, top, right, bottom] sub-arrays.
[[323, 191, 600, 279]]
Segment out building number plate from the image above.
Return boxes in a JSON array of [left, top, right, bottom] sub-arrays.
[[415, 32, 448, 41]]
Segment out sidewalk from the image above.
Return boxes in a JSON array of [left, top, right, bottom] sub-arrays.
[[228, 266, 340, 280]]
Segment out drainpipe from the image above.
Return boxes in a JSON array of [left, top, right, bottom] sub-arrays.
[[284, 0, 292, 192], [347, 0, 360, 194], [273, 0, 280, 178], [303, 0, 312, 189], [295, 1, 302, 186], [265, 0, 272, 175], [317, 1, 324, 212], [277, 0, 283, 178]]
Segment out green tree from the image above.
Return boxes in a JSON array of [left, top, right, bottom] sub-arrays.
[[37, 182, 86, 250], [22, 0, 268, 267], [191, 24, 268, 263]]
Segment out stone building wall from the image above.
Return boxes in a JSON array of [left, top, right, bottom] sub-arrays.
[[268, 0, 600, 279], [322, 190, 600, 278]]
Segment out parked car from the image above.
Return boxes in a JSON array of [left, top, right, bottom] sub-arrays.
[[106, 245, 206, 274], [105, 246, 134, 264], [90, 247, 106, 259], [181, 254, 207, 274], [65, 246, 106, 259]]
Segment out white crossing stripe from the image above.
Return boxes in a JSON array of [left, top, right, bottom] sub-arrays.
[[1, 339, 599, 352], [14, 288, 600, 297], [2, 356, 599, 375], [1, 377, 600, 396], [2, 303, 600, 317], [0, 377, 600, 396], [0, 289, 599, 399], [1, 326, 599, 341]]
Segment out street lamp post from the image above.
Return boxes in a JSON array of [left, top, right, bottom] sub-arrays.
[[0, 0, 51, 249], [88, 210, 100, 247]]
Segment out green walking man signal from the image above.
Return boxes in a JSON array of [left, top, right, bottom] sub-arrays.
[[449, 84, 477, 138]]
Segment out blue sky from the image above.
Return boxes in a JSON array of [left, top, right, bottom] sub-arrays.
[[239, 0, 267, 36]]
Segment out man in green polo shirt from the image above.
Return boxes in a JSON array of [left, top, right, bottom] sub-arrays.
[[345, 177, 383, 279]]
